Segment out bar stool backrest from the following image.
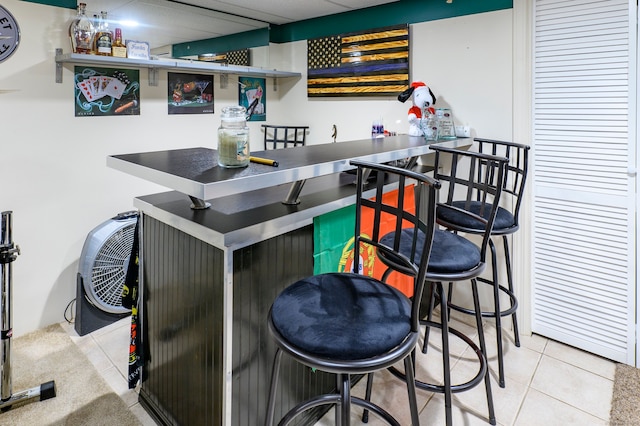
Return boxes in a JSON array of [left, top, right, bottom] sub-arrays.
[[351, 159, 441, 331], [475, 138, 530, 230], [430, 145, 509, 263], [262, 125, 309, 150]]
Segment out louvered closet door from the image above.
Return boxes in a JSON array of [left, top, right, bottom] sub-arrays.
[[532, 0, 636, 365]]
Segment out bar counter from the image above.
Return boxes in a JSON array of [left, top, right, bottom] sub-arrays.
[[109, 136, 471, 425]]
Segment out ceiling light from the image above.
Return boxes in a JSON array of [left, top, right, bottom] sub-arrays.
[[118, 20, 139, 28]]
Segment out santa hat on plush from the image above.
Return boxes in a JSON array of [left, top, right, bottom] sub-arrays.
[[398, 82, 437, 137], [398, 81, 436, 109]]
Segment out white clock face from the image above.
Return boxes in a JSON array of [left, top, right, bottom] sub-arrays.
[[0, 6, 20, 63]]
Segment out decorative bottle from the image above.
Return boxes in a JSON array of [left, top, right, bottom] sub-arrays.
[[69, 3, 95, 54], [436, 108, 457, 140], [111, 28, 127, 58], [422, 113, 439, 141], [217, 106, 250, 168], [94, 11, 112, 56]]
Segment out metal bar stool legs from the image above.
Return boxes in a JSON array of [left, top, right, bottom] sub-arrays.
[[265, 349, 283, 426], [501, 235, 520, 349], [474, 236, 520, 388], [265, 347, 418, 426], [370, 279, 496, 426], [445, 238, 521, 389], [489, 236, 520, 388], [418, 280, 495, 426]]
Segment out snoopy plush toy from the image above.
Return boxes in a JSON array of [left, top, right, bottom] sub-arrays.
[[398, 81, 437, 137]]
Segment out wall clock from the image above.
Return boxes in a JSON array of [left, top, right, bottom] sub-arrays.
[[0, 5, 20, 63]]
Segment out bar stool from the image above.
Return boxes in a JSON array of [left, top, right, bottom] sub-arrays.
[[265, 159, 440, 426], [442, 138, 530, 388], [366, 145, 508, 426], [262, 124, 309, 149]]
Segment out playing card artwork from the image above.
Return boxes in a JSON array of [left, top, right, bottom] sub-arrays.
[[74, 66, 140, 117]]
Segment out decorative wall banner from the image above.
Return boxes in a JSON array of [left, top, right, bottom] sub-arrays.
[[74, 66, 140, 116], [168, 72, 214, 115], [307, 24, 410, 97], [313, 187, 415, 298], [238, 76, 266, 121]]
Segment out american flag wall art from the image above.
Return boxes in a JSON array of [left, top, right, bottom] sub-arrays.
[[307, 24, 410, 97]]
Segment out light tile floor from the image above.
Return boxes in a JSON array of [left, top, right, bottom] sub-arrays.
[[61, 319, 157, 426], [63, 311, 616, 425]]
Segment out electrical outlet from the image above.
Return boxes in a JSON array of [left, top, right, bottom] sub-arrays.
[[455, 125, 471, 138]]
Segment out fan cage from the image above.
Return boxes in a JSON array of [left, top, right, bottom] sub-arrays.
[[79, 214, 137, 314]]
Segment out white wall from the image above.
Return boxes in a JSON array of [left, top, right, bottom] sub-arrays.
[[267, 10, 513, 144], [0, 0, 513, 336]]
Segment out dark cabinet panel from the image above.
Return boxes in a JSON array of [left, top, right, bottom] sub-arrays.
[[139, 216, 334, 425]]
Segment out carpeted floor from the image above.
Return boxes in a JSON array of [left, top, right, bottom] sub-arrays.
[[609, 363, 640, 426], [0, 323, 141, 426]]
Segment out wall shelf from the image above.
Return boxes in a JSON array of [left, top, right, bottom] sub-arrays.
[[55, 50, 301, 86]]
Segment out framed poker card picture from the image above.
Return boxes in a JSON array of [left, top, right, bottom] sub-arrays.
[[74, 66, 140, 117]]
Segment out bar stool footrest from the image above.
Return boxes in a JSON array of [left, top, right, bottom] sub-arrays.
[[449, 277, 518, 319], [388, 321, 488, 395], [279, 394, 401, 426]]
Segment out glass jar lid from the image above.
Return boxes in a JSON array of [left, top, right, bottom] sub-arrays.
[[221, 105, 247, 121]]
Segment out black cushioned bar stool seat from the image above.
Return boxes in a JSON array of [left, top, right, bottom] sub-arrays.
[[272, 274, 412, 361], [265, 159, 440, 426]]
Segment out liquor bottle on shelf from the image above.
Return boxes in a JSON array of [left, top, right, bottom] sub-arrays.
[[111, 28, 127, 58], [92, 14, 99, 53], [69, 3, 95, 54], [94, 11, 113, 56]]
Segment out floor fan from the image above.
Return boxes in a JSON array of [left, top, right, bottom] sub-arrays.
[[75, 211, 137, 336]]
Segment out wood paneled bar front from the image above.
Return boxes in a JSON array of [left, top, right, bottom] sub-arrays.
[[108, 136, 471, 425]]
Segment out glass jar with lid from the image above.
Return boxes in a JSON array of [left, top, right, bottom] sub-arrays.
[[217, 106, 250, 168]]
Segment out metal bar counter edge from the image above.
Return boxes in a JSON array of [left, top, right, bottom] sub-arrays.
[[109, 136, 471, 250]]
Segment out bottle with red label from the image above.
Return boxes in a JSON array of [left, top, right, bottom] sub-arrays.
[[112, 28, 127, 58]]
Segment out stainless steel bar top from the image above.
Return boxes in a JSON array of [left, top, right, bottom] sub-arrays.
[[107, 136, 471, 202], [132, 173, 366, 250]]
